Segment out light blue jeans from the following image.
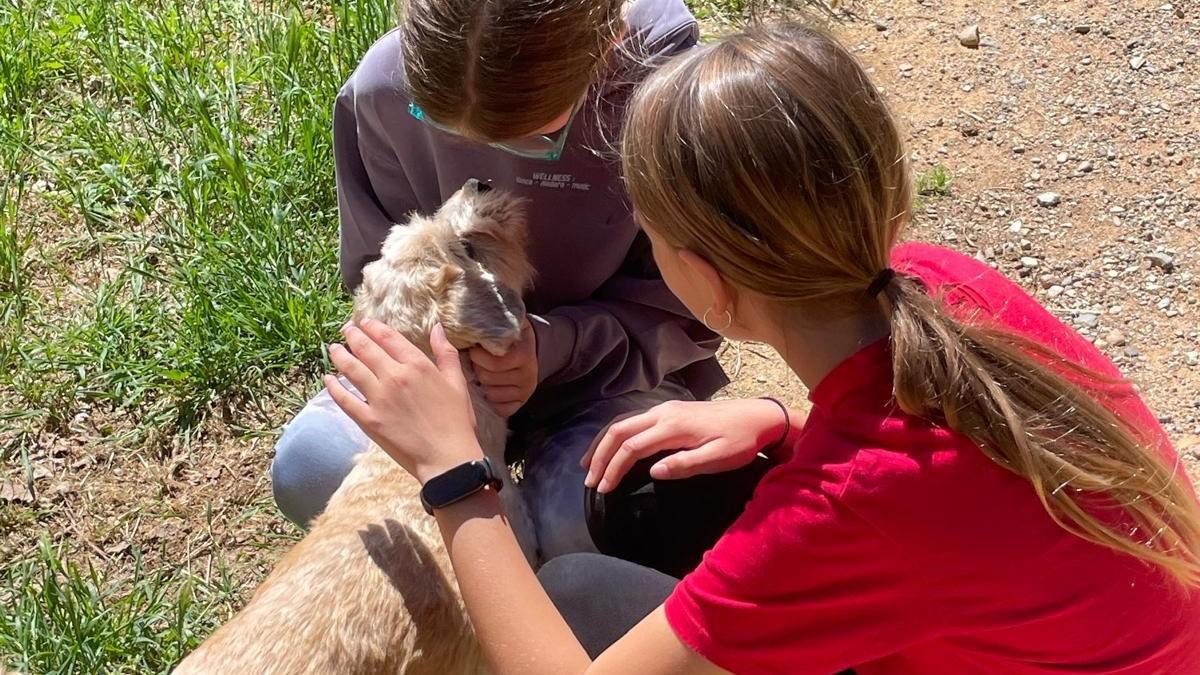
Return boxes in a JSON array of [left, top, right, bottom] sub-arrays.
[[271, 378, 693, 563]]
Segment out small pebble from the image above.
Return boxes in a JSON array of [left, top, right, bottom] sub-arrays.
[[958, 24, 981, 49], [1037, 192, 1062, 207], [1146, 252, 1176, 272]]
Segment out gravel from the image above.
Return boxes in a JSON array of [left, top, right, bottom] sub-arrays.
[[846, 0, 1200, 452]]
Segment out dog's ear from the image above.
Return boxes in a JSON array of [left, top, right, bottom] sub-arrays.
[[461, 197, 526, 245], [462, 231, 534, 295], [425, 263, 461, 296], [460, 197, 534, 293], [439, 272, 525, 355]]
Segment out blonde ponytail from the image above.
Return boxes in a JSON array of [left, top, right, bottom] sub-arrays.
[[883, 274, 1200, 585]]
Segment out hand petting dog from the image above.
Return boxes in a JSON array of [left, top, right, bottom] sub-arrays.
[[326, 318, 484, 485]]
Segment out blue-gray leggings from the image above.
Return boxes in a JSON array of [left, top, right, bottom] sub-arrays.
[[270, 378, 693, 562], [538, 553, 677, 657]]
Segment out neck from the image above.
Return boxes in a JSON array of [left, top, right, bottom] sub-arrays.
[[761, 301, 891, 392]]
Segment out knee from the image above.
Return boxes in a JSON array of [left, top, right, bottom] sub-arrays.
[[270, 410, 365, 528], [537, 553, 607, 605], [270, 430, 323, 529]]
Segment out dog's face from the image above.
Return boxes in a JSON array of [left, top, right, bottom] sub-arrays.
[[353, 179, 532, 356]]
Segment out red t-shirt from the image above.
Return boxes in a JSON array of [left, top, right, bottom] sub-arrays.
[[664, 242, 1200, 674]]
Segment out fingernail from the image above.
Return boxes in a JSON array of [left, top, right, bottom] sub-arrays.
[[650, 463, 669, 479], [341, 320, 352, 332], [360, 317, 373, 326], [597, 479, 611, 493], [583, 472, 596, 488], [329, 343, 342, 352]]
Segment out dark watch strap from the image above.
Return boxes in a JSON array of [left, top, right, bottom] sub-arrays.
[[420, 457, 503, 515]]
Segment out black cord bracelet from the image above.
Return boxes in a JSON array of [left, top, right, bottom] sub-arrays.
[[758, 396, 791, 456]]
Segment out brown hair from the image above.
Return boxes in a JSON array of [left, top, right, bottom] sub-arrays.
[[400, 0, 624, 142], [622, 22, 1200, 585]]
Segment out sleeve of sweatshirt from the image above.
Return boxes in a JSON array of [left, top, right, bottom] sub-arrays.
[[332, 57, 420, 292], [528, 224, 723, 409]]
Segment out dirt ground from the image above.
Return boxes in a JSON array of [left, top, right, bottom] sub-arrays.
[[724, 0, 1200, 479], [4, 0, 1199, 606]]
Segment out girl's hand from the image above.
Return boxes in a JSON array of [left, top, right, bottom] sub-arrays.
[[582, 399, 794, 493], [469, 318, 538, 417], [325, 319, 483, 484]]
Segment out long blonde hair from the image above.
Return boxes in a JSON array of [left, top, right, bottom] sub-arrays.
[[400, 0, 624, 141], [622, 22, 1200, 585]]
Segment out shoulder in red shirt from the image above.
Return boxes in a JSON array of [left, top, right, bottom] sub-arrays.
[[665, 242, 1200, 675]]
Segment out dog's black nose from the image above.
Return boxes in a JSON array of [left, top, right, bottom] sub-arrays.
[[465, 178, 493, 194]]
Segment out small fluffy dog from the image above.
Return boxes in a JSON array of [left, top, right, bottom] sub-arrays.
[[176, 179, 538, 675]]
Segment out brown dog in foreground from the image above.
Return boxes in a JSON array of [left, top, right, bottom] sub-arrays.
[[175, 180, 538, 674]]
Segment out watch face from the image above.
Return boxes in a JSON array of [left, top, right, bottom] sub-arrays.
[[424, 460, 492, 510]]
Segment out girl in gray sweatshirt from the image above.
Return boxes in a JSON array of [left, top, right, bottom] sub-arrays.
[[271, 0, 728, 563]]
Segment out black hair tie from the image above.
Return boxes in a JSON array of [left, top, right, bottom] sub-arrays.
[[867, 268, 896, 297]]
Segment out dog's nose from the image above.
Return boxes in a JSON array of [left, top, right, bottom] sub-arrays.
[[464, 178, 493, 194]]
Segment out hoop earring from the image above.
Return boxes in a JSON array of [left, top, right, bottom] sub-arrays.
[[702, 307, 733, 333]]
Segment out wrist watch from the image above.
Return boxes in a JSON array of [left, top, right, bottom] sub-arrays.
[[420, 457, 503, 515]]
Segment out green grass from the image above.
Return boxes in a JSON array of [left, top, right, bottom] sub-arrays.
[[1, 0, 393, 670], [913, 164, 952, 209], [0, 0, 395, 445], [0, 540, 240, 675]]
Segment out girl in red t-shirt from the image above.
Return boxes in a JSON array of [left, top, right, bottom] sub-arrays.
[[323, 21, 1200, 675]]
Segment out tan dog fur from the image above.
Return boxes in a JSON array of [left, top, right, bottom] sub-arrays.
[[175, 183, 537, 675]]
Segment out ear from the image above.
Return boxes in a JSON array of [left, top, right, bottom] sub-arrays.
[[438, 276, 525, 354], [462, 196, 528, 248], [466, 231, 535, 294], [678, 249, 735, 316], [462, 199, 534, 293], [426, 264, 461, 295]]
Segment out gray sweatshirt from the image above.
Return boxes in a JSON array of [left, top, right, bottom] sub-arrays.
[[332, 0, 726, 419]]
